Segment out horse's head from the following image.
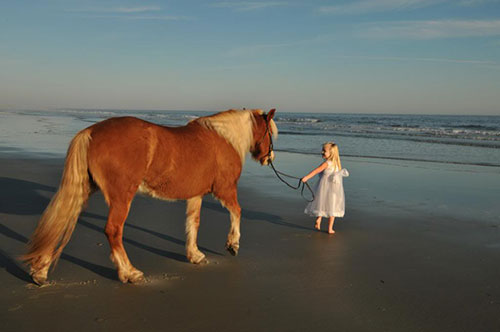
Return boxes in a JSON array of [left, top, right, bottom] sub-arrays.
[[250, 109, 278, 165]]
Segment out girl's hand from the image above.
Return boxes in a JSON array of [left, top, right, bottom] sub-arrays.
[[301, 177, 307, 183]]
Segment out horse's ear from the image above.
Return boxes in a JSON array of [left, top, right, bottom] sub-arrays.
[[267, 108, 276, 121]]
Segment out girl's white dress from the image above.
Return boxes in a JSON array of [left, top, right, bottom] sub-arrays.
[[304, 160, 349, 218]]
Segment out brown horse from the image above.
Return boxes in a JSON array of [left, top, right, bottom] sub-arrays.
[[22, 108, 277, 285]]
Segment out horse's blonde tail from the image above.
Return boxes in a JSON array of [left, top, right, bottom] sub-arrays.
[[22, 129, 93, 272]]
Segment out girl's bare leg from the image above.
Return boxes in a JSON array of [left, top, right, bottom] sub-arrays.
[[328, 217, 335, 234], [314, 216, 322, 230]]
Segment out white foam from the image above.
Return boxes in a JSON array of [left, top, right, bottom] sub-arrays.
[[0, 110, 88, 156]]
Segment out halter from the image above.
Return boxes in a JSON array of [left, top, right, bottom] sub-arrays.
[[258, 115, 315, 202]]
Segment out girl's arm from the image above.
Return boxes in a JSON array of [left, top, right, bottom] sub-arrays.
[[301, 162, 328, 182]]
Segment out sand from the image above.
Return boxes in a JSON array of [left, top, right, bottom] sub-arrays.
[[1, 152, 500, 332]]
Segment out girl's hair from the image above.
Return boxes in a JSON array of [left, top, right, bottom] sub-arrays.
[[324, 142, 341, 170]]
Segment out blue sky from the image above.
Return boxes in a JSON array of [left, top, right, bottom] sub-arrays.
[[1, 0, 500, 114]]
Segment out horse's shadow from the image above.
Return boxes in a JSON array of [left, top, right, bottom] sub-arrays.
[[0, 225, 33, 283], [76, 219, 191, 261], [0, 177, 54, 215], [0, 176, 307, 283], [0, 177, 184, 282], [0, 218, 188, 283], [0, 176, 306, 232], [0, 223, 117, 282], [202, 200, 310, 231]]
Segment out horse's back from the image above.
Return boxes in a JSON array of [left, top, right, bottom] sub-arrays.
[[87, 116, 157, 156], [89, 116, 153, 136]]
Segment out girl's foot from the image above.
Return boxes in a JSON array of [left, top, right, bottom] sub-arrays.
[[314, 222, 321, 230], [328, 229, 335, 234]]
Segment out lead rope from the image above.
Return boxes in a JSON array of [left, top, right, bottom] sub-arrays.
[[268, 159, 315, 203], [263, 125, 315, 202]]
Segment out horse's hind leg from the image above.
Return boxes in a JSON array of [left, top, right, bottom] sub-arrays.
[[215, 189, 241, 256], [105, 200, 144, 283], [185, 196, 206, 264]]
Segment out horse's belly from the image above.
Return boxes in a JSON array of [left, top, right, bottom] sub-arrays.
[[137, 181, 209, 201], [137, 182, 178, 201]]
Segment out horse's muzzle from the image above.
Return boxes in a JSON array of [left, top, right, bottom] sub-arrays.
[[260, 151, 275, 165]]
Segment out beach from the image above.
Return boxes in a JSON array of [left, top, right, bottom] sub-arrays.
[[1, 146, 500, 331], [3, 0, 500, 329]]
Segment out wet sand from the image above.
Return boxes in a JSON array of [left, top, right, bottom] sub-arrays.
[[1, 153, 500, 332]]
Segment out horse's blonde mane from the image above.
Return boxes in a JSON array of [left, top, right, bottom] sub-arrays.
[[193, 109, 256, 162]]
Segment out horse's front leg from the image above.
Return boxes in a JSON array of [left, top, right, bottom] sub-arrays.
[[226, 203, 241, 256], [185, 196, 207, 264]]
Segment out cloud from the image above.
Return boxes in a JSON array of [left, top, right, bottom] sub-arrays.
[[225, 20, 500, 59], [317, 0, 498, 15], [335, 55, 498, 66], [67, 6, 191, 21], [113, 7, 162, 13], [318, 0, 441, 15], [68, 6, 162, 13], [334, 55, 500, 70], [358, 19, 500, 39], [224, 34, 346, 57], [225, 34, 339, 57], [212, 2, 289, 11], [459, 0, 500, 6], [85, 15, 191, 21]]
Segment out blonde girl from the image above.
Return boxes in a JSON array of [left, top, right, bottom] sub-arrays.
[[302, 142, 349, 234]]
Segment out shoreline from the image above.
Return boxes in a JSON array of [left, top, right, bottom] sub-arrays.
[[2, 109, 500, 168]]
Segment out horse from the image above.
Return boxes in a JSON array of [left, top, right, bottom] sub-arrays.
[[22, 108, 277, 285]]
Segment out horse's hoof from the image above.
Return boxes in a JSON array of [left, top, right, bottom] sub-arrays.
[[188, 252, 207, 264], [31, 272, 48, 286], [129, 270, 145, 284], [225, 245, 239, 256], [32, 276, 48, 286], [118, 273, 128, 284], [198, 258, 209, 264]]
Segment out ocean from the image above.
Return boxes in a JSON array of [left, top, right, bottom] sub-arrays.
[[1, 109, 499, 168]]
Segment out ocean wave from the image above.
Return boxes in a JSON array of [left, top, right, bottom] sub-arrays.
[[57, 109, 124, 117], [153, 113, 198, 120], [275, 117, 322, 123], [277, 130, 500, 148], [454, 124, 499, 131], [390, 124, 420, 128], [275, 122, 499, 139], [274, 149, 500, 168], [54, 109, 203, 126]]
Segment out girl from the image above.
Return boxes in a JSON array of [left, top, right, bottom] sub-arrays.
[[302, 142, 349, 234]]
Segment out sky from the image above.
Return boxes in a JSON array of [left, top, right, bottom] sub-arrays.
[[1, 0, 500, 115]]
